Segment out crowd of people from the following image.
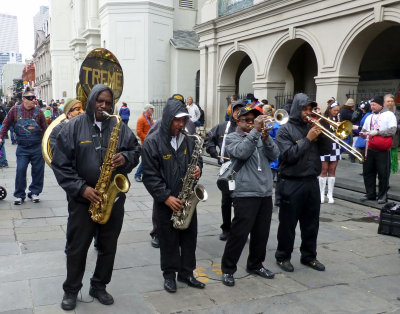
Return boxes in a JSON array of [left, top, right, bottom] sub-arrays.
[[0, 86, 399, 311]]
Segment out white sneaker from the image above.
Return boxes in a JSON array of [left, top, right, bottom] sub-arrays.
[[30, 194, 40, 203], [14, 198, 23, 205]]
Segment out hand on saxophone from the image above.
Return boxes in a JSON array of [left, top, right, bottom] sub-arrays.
[[111, 153, 125, 168], [83, 186, 102, 204], [165, 196, 183, 212], [192, 165, 201, 179]]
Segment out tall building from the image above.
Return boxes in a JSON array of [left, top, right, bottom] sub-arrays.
[[33, 6, 49, 38], [0, 14, 19, 52]]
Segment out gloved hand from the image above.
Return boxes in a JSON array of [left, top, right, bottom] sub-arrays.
[[208, 146, 218, 159], [352, 125, 359, 130], [369, 130, 378, 136]]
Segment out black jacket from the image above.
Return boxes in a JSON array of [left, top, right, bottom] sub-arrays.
[[276, 93, 321, 178], [142, 98, 203, 204], [318, 117, 337, 156], [205, 100, 246, 163], [51, 84, 141, 202]]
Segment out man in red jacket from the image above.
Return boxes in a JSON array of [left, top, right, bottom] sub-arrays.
[[135, 104, 154, 182]]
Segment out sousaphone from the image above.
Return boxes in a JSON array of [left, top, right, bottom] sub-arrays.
[[41, 48, 124, 167]]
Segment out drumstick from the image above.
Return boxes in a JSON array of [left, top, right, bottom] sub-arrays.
[[217, 156, 230, 160]]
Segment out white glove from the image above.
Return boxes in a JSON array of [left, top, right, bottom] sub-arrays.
[[352, 125, 359, 130], [369, 130, 378, 136]]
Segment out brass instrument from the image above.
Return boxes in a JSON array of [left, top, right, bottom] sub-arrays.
[[171, 131, 208, 230], [41, 113, 67, 167], [307, 110, 364, 162], [41, 48, 123, 167], [88, 112, 130, 224], [263, 109, 289, 131]]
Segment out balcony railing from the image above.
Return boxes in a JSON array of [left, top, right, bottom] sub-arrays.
[[218, 0, 254, 17]]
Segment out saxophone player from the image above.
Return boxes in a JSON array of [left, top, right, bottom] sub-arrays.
[[52, 84, 140, 311], [142, 98, 205, 293]]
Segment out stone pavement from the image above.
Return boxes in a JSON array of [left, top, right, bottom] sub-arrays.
[[0, 141, 400, 313]]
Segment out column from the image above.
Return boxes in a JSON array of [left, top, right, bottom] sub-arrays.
[[315, 75, 359, 110]]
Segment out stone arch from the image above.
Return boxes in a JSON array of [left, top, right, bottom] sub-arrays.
[[265, 29, 323, 82], [337, 10, 400, 76], [218, 43, 258, 87]]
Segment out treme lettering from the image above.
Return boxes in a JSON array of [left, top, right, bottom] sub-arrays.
[[81, 66, 123, 91]]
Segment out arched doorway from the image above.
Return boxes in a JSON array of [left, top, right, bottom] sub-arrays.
[[267, 39, 318, 108], [356, 25, 400, 102], [218, 51, 255, 120], [339, 21, 400, 103]]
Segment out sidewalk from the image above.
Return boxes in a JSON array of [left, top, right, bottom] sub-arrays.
[[0, 141, 399, 313]]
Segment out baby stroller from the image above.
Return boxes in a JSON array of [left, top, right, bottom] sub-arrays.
[[0, 142, 7, 200]]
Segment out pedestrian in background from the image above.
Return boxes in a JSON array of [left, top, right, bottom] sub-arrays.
[[119, 102, 130, 125], [0, 104, 8, 167], [186, 96, 201, 126], [0, 87, 47, 205], [319, 100, 341, 204], [383, 94, 400, 174], [135, 103, 154, 182], [6, 100, 17, 144]]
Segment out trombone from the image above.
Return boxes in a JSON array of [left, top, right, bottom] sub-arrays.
[[307, 110, 364, 162]]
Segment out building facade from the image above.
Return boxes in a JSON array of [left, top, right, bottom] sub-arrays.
[[33, 30, 52, 103], [1, 63, 24, 101], [196, 0, 400, 128], [22, 61, 35, 88], [49, 0, 206, 127], [33, 6, 50, 38]]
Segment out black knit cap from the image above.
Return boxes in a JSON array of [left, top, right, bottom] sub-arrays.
[[371, 96, 384, 107]]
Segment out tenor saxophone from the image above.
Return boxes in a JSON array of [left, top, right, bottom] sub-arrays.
[[171, 131, 208, 230], [88, 112, 130, 224]]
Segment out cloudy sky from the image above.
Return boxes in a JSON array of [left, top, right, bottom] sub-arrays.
[[1, 0, 50, 60]]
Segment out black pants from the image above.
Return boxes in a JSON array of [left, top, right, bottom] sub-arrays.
[[363, 149, 390, 199], [155, 202, 197, 279], [221, 196, 273, 274], [275, 177, 320, 263], [220, 190, 233, 232], [63, 195, 125, 294]]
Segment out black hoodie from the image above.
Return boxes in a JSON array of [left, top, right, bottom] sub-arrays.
[[276, 93, 321, 178], [142, 98, 203, 204], [52, 84, 141, 202], [205, 99, 246, 163]]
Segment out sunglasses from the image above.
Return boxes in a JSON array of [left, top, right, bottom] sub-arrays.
[[239, 117, 254, 123], [24, 96, 36, 101]]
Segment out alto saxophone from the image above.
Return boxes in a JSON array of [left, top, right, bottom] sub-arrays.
[[171, 131, 208, 230], [89, 112, 130, 224]]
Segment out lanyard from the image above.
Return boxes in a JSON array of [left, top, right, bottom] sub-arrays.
[[144, 114, 152, 127]]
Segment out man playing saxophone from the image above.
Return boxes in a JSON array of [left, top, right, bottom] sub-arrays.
[[52, 84, 140, 311], [142, 98, 205, 293]]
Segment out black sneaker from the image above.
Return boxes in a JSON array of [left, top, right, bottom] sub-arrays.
[[222, 273, 235, 287], [151, 236, 160, 248], [61, 292, 77, 311], [89, 287, 114, 305], [219, 231, 229, 241], [276, 260, 294, 272], [301, 259, 325, 271]]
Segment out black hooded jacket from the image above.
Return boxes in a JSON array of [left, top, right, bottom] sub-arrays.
[[142, 98, 203, 204], [205, 100, 246, 163], [276, 93, 321, 178], [52, 84, 141, 202]]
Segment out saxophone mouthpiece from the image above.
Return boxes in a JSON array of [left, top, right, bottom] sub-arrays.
[[102, 111, 111, 118]]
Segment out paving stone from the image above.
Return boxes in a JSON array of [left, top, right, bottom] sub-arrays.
[[21, 238, 66, 254], [0, 280, 32, 312], [0, 242, 20, 255], [30, 275, 64, 307]]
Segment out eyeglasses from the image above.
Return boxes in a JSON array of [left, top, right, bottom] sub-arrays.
[[24, 96, 36, 101], [239, 117, 254, 123]]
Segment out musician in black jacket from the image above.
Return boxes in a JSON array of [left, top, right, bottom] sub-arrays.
[[142, 98, 205, 293], [275, 93, 325, 273], [52, 85, 140, 311], [205, 99, 246, 240]]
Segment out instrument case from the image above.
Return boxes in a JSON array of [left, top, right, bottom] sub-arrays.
[[378, 203, 400, 237]]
